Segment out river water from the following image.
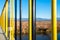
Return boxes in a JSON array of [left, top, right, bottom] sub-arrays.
[[16, 33, 60, 40]]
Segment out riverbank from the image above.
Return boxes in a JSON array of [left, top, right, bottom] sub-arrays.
[[16, 29, 60, 35], [8, 20, 60, 35]]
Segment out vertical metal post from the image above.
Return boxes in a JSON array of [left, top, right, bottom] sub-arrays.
[[15, 0, 22, 40], [32, 0, 36, 40], [5, 0, 8, 37], [8, 0, 10, 38], [20, 0, 22, 40], [10, 0, 14, 40], [52, 0, 57, 40], [15, 0, 17, 40], [29, 0, 33, 40]]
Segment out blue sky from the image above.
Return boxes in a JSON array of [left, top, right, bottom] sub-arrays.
[[57, 0, 60, 18], [0, 0, 6, 16], [0, 0, 60, 19], [36, 0, 51, 19]]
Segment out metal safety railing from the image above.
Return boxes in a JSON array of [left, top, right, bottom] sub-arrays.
[[0, 0, 8, 38], [0, 0, 57, 40]]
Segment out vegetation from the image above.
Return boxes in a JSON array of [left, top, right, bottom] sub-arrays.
[[10, 20, 60, 35]]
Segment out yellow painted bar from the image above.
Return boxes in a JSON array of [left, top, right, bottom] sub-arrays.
[[5, 1, 8, 37], [0, 16, 1, 26], [29, 0, 33, 40], [52, 0, 57, 40], [1, 6, 5, 33], [10, 0, 15, 40], [0, 0, 9, 38], [0, 1, 8, 37], [0, 4, 6, 33]]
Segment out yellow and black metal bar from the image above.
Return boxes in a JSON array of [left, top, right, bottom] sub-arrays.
[[52, 0, 57, 40], [28, 0, 33, 40]]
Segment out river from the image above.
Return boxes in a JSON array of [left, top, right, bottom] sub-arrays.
[[16, 33, 60, 40]]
